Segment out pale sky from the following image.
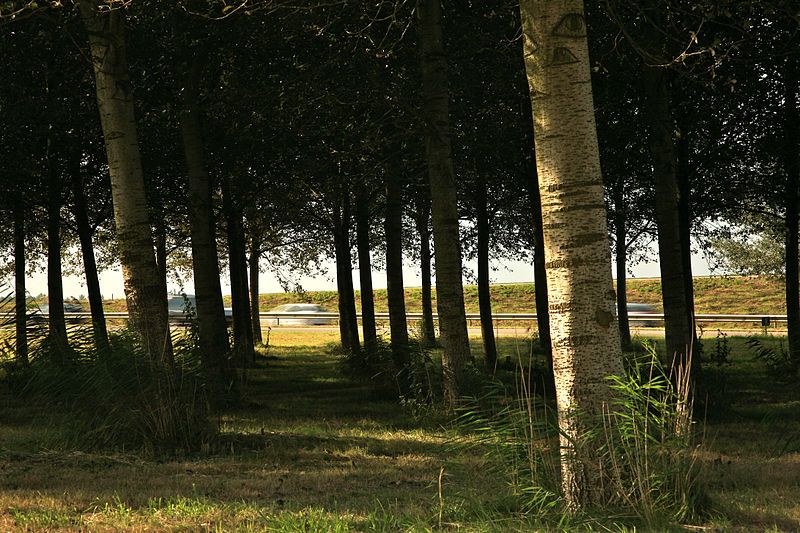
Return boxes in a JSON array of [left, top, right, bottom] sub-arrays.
[[15, 245, 714, 300]]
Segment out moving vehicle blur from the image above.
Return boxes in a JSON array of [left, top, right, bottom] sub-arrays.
[[626, 302, 660, 327], [263, 304, 335, 326], [167, 295, 233, 321]]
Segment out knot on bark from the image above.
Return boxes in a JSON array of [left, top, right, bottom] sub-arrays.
[[595, 308, 613, 328]]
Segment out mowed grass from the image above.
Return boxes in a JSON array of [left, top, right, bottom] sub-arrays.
[[0, 330, 799, 531], [91, 275, 789, 316]]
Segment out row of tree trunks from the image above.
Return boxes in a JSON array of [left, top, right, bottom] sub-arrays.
[[79, 1, 172, 364], [641, 65, 698, 382], [385, 168, 412, 396], [248, 242, 263, 345], [180, 55, 236, 385], [475, 174, 498, 370], [14, 204, 27, 365], [333, 194, 361, 353], [414, 183, 437, 347], [519, 0, 625, 507], [783, 51, 800, 373], [417, 0, 471, 404], [70, 152, 110, 354], [355, 191, 378, 350]]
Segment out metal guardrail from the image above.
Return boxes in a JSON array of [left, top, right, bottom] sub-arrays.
[[3, 311, 788, 325]]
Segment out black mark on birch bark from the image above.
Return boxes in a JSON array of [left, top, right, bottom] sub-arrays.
[[564, 232, 606, 249], [549, 301, 575, 313], [546, 257, 602, 269], [550, 47, 579, 66], [541, 203, 605, 213], [542, 222, 568, 230], [552, 14, 587, 38], [542, 180, 602, 193], [554, 335, 596, 348]]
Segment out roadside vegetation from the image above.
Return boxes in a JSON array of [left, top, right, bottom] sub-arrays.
[[64, 275, 790, 316]]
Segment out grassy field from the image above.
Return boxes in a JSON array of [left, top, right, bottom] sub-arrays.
[[91, 275, 788, 316], [1, 330, 799, 531]]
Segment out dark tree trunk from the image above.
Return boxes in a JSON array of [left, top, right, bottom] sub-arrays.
[[385, 168, 412, 395], [70, 154, 110, 353], [415, 184, 436, 347], [475, 175, 497, 370], [783, 53, 800, 373], [334, 227, 352, 352], [676, 114, 697, 343], [236, 217, 254, 365], [154, 222, 168, 296], [641, 65, 698, 382], [46, 154, 68, 350], [417, 0, 471, 404], [526, 163, 554, 381], [240, 228, 255, 364], [223, 181, 254, 367], [249, 242, 263, 345], [615, 214, 632, 350], [180, 59, 233, 388], [355, 192, 377, 350], [14, 205, 27, 365], [333, 196, 361, 353]]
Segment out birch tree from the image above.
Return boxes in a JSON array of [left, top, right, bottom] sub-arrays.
[[519, 0, 624, 507], [78, 0, 172, 363]]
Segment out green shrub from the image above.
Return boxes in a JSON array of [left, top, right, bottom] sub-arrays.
[[338, 337, 438, 411]]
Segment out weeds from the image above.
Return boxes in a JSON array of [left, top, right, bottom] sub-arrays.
[[746, 336, 795, 378], [711, 330, 732, 366], [453, 369, 563, 517]]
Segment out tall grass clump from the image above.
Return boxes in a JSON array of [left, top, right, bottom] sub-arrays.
[[3, 320, 212, 455], [454, 360, 563, 517], [453, 343, 707, 528], [600, 345, 707, 525]]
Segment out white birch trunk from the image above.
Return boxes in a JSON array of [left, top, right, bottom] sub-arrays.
[[519, 0, 624, 507], [79, 1, 172, 363]]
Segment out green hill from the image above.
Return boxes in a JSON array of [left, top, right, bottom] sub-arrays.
[[96, 275, 786, 315], [244, 275, 787, 315]]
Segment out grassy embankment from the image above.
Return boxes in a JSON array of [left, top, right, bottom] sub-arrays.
[[1, 330, 799, 531], [95, 276, 787, 316]]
